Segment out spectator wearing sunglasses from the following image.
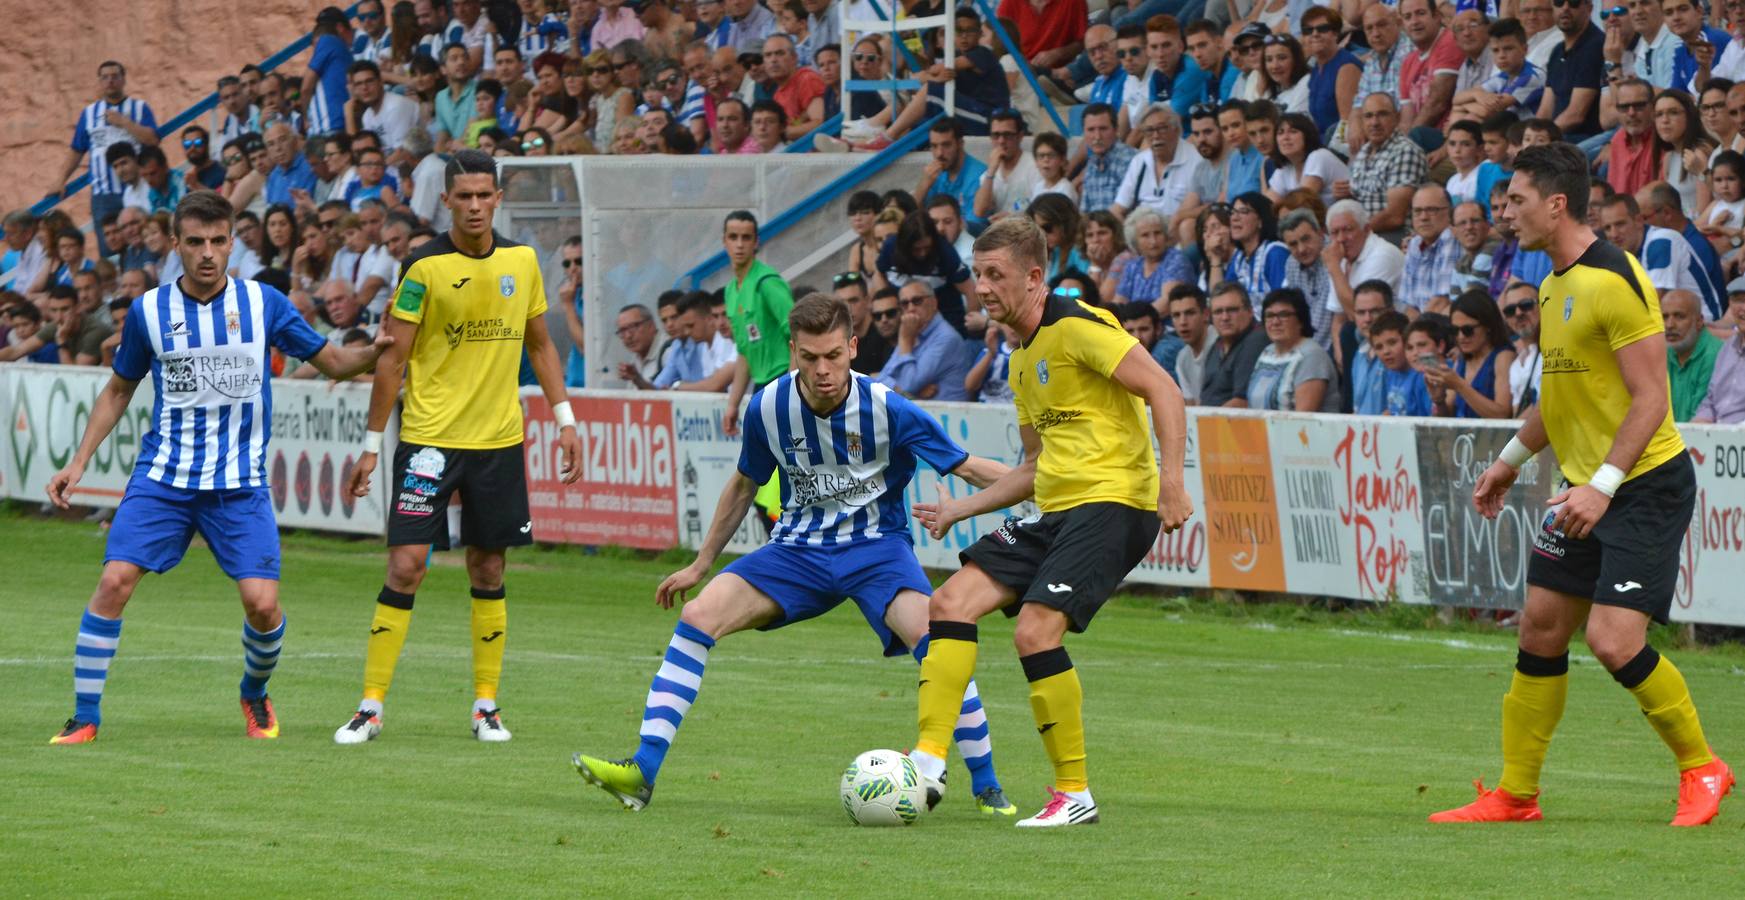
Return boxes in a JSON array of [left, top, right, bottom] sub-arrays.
[[876, 280, 972, 401], [1424, 289, 1514, 419], [1537, 0, 1604, 142], [180, 126, 226, 191], [352, 0, 395, 64], [1300, 10, 1361, 136], [1498, 280, 1543, 415]]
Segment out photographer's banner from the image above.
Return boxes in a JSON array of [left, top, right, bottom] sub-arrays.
[[523, 390, 678, 549], [264, 380, 386, 534]]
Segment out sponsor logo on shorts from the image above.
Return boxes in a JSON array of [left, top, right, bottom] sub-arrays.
[[1046, 583, 1072, 594], [1533, 508, 1567, 557], [407, 447, 447, 480], [1613, 581, 1643, 593]]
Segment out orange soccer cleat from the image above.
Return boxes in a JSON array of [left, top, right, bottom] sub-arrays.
[[1671, 757, 1734, 827], [241, 696, 280, 739], [1428, 779, 1543, 823], [49, 719, 98, 745]]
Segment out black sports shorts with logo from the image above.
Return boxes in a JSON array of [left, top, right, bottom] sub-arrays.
[[1526, 453, 1695, 623], [386, 440, 533, 550], [960, 501, 1160, 632]]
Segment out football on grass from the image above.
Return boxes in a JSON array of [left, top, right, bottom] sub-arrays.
[[840, 749, 924, 826]]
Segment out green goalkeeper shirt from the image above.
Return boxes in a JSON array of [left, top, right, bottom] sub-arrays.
[[724, 258, 795, 386]]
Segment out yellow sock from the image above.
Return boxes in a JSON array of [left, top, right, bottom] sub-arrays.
[[1620, 649, 1714, 771], [1497, 664, 1568, 799], [1023, 648, 1087, 793], [363, 588, 415, 704], [916, 623, 978, 761], [471, 588, 508, 702]]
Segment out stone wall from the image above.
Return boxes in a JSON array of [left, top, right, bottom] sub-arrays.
[[0, 0, 317, 217]]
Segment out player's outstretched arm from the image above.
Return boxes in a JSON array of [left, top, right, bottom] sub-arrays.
[[657, 471, 760, 609], [1474, 404, 1547, 520], [308, 329, 396, 382], [349, 315, 417, 498], [46, 374, 141, 509], [914, 432, 1039, 540], [524, 313, 582, 483], [1109, 343, 1193, 532]]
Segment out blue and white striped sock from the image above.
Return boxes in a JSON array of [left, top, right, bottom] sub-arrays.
[[631, 621, 714, 785], [239, 618, 285, 700], [913, 636, 1000, 795], [74, 610, 123, 725]]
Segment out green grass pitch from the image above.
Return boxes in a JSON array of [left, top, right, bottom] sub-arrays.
[[4, 509, 1745, 896]]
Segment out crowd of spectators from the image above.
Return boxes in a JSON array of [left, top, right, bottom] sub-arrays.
[[7, 0, 1745, 424]]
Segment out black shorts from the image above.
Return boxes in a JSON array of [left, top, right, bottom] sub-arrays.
[[960, 502, 1160, 633], [386, 440, 532, 551], [1526, 453, 1695, 623]]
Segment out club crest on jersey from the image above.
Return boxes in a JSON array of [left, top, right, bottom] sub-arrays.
[[1036, 359, 1049, 384], [1563, 296, 1573, 321], [499, 275, 515, 297], [846, 432, 862, 457], [226, 310, 240, 334]]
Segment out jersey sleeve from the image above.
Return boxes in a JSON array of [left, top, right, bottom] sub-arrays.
[[137, 102, 158, 133], [1599, 270, 1664, 351], [71, 110, 90, 152], [888, 392, 970, 475], [524, 250, 548, 318], [264, 286, 330, 360], [941, 241, 970, 284], [390, 258, 430, 323], [760, 275, 793, 343], [111, 298, 154, 381], [735, 397, 778, 482], [310, 34, 342, 74], [1067, 315, 1141, 378]]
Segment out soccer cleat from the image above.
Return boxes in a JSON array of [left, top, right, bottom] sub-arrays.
[[1015, 787, 1099, 827], [573, 753, 654, 811], [975, 786, 1017, 817], [49, 719, 98, 745], [1427, 779, 1543, 823], [241, 696, 279, 739], [1671, 757, 1734, 826], [333, 709, 382, 745], [471, 708, 511, 742]]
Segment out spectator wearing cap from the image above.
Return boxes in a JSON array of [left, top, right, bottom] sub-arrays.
[[180, 126, 225, 191], [1663, 289, 1720, 421], [763, 34, 825, 140], [352, 0, 394, 63], [53, 61, 158, 259], [1229, 24, 1270, 106], [303, 7, 356, 137]]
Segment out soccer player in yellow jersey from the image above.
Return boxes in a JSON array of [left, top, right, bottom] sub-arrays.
[[333, 149, 582, 745], [906, 217, 1194, 826], [1430, 143, 1733, 826]]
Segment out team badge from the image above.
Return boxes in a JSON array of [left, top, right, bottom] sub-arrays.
[[1036, 359, 1049, 384], [407, 447, 447, 480], [846, 432, 862, 457], [1563, 296, 1573, 321], [226, 310, 240, 334], [500, 275, 516, 297], [747, 322, 763, 342]]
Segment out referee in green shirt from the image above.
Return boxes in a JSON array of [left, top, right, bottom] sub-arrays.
[[721, 210, 796, 437]]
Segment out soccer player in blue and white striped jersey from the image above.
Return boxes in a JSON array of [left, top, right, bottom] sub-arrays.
[[53, 61, 158, 258], [45, 192, 391, 746], [574, 293, 1018, 817], [303, 7, 356, 136]]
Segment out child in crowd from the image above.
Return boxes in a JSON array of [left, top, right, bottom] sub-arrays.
[[1030, 132, 1077, 202], [1406, 316, 1455, 417], [966, 319, 1015, 402], [467, 80, 503, 148], [1698, 150, 1745, 259], [1367, 311, 1433, 416], [1444, 120, 1507, 217]]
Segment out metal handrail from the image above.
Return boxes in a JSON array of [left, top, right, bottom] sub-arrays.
[[971, 0, 1069, 135], [677, 112, 943, 290], [783, 113, 844, 153], [29, 2, 362, 218]]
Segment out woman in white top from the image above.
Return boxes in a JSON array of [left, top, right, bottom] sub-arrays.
[[1654, 90, 1716, 218], [1264, 112, 1349, 208], [1257, 35, 1311, 115]]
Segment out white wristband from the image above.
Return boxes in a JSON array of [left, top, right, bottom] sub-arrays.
[[1588, 463, 1626, 498], [364, 430, 384, 455], [552, 401, 577, 430], [1498, 436, 1533, 469]]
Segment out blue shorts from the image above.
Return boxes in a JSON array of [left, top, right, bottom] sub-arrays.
[[723, 536, 932, 657], [105, 476, 281, 581]]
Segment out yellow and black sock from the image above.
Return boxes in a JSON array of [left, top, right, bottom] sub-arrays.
[[1613, 646, 1714, 771], [1022, 646, 1088, 795], [362, 586, 415, 709], [916, 620, 978, 764], [1498, 649, 1569, 799], [471, 586, 507, 708]]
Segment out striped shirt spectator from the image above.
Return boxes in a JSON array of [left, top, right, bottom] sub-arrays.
[[518, 9, 569, 58], [1479, 61, 1545, 118], [351, 0, 394, 63], [68, 64, 158, 198], [214, 76, 261, 148], [305, 9, 355, 136], [1353, 31, 1414, 116]]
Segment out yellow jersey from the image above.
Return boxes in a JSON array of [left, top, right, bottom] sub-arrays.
[[389, 232, 547, 449], [1537, 239, 1684, 484], [1009, 295, 1157, 513]]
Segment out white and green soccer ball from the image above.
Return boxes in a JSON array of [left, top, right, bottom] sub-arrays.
[[839, 749, 925, 826]]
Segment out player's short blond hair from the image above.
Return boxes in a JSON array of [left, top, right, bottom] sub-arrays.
[[972, 216, 1046, 273]]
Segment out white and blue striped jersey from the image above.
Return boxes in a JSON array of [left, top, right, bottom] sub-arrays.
[[1639, 226, 1724, 321], [307, 33, 354, 135], [72, 97, 158, 196], [113, 278, 328, 491], [738, 374, 969, 546], [677, 79, 707, 124], [353, 28, 394, 64], [518, 13, 568, 58], [216, 105, 262, 149]]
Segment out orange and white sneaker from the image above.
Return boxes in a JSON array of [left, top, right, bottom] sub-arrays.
[[1427, 779, 1543, 823], [241, 696, 279, 739], [1671, 757, 1734, 826], [49, 719, 98, 745]]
